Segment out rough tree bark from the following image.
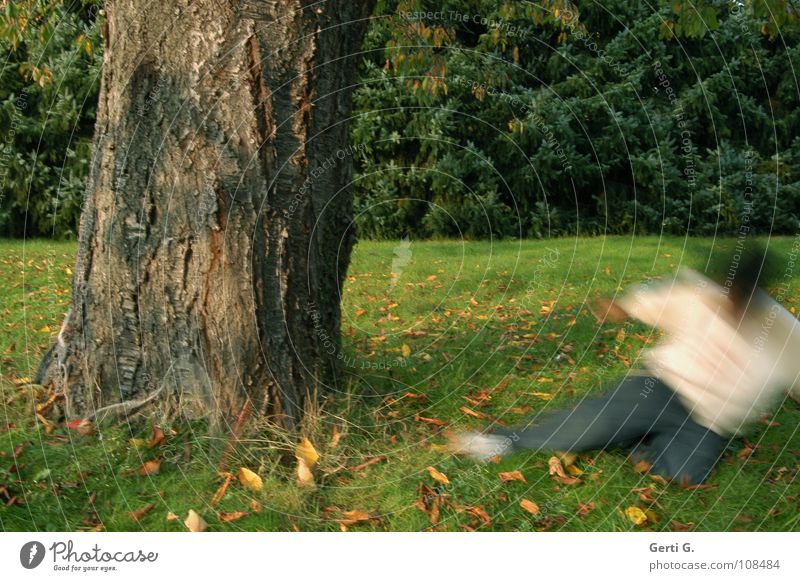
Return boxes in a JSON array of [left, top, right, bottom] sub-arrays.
[[36, 0, 374, 429]]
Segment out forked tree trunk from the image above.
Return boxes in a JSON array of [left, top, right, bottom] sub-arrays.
[[36, 0, 373, 429]]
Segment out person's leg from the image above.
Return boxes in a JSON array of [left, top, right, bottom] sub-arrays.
[[631, 423, 727, 485], [492, 374, 685, 454]]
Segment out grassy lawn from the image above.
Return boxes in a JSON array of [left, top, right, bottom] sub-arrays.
[[1, 236, 799, 531]]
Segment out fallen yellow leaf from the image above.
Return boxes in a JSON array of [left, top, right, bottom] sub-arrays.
[[401, 343, 412, 358], [426, 466, 450, 485], [548, 456, 566, 478], [238, 467, 263, 491], [296, 437, 320, 468], [625, 506, 648, 526]]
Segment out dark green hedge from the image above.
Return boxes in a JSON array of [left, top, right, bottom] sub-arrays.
[[2, 1, 799, 239]]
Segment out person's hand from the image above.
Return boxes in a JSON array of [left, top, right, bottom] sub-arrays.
[[589, 297, 628, 324]]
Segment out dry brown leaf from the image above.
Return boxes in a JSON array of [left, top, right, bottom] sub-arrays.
[[211, 472, 234, 506], [238, 467, 263, 491], [520, 499, 540, 515], [351, 455, 387, 472], [426, 466, 450, 485], [184, 509, 208, 532], [250, 500, 263, 513], [129, 503, 155, 522], [416, 415, 447, 427], [553, 475, 581, 486], [147, 426, 165, 448], [218, 511, 248, 523], [577, 502, 596, 518], [548, 456, 566, 478], [336, 510, 373, 526], [296, 437, 320, 468], [138, 459, 161, 476], [166, 512, 179, 521], [462, 505, 491, 527], [498, 470, 527, 483]]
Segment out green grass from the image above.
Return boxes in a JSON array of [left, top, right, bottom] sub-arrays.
[[1, 236, 799, 531]]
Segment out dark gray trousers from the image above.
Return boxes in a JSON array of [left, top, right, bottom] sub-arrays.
[[493, 375, 728, 485]]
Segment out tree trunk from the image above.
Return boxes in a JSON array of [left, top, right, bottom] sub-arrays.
[[36, 0, 374, 429]]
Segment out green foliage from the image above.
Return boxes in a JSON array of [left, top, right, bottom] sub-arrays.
[[351, 0, 800, 239], [2, 0, 799, 240], [0, 0, 101, 238]]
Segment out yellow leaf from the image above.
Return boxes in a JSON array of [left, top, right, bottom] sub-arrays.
[[625, 506, 648, 526], [426, 466, 450, 485], [520, 499, 540, 515], [238, 467, 263, 491], [184, 509, 208, 532], [566, 465, 583, 477], [401, 343, 412, 358], [296, 437, 320, 468]]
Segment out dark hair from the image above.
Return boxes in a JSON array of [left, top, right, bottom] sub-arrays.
[[707, 239, 780, 315]]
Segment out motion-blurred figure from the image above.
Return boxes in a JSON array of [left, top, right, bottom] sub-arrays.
[[454, 241, 800, 484]]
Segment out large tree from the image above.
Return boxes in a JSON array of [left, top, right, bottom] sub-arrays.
[[36, 0, 374, 429]]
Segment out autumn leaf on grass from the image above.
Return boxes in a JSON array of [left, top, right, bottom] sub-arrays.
[[401, 343, 412, 358], [211, 472, 234, 506], [426, 466, 450, 485], [329, 425, 342, 449], [335, 509, 378, 531], [520, 499, 540, 515], [184, 509, 208, 532], [138, 459, 161, 476], [577, 502, 596, 518], [624, 506, 649, 526], [239, 467, 263, 492], [147, 426, 165, 449], [498, 470, 527, 484], [129, 503, 155, 522], [669, 519, 693, 532], [548, 456, 567, 478], [218, 511, 248, 523], [460, 505, 491, 527]]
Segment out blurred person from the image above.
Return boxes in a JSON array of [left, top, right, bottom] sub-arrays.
[[453, 241, 800, 485]]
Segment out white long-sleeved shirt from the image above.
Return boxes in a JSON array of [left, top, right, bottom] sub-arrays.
[[617, 267, 800, 437]]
